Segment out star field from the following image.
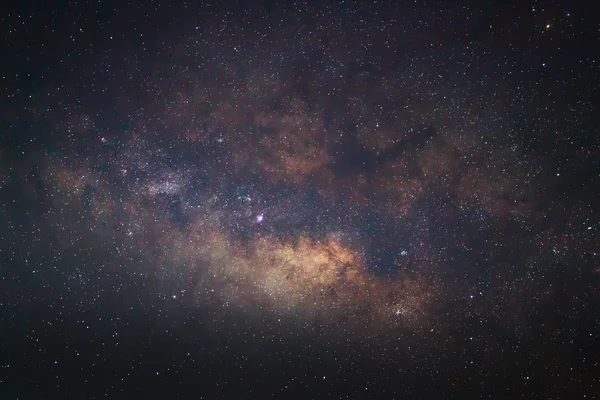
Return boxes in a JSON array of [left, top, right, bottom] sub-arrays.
[[1, 1, 600, 399]]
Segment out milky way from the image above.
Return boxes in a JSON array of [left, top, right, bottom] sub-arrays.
[[7, 2, 597, 334], [10, 10, 590, 333], [2, 1, 600, 397]]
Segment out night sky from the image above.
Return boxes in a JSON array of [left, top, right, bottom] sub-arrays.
[[1, 1, 600, 399]]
